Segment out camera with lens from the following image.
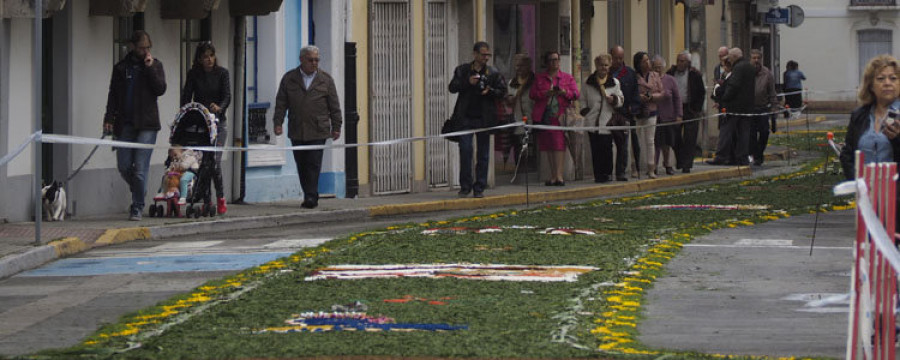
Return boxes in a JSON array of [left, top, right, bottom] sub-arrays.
[[472, 72, 487, 91]]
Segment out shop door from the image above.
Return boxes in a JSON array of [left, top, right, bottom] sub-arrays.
[[370, 0, 413, 194], [492, 1, 542, 176], [425, 0, 456, 188]]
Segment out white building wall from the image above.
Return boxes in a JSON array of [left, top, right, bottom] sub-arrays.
[[7, 18, 35, 177], [70, 1, 114, 172], [314, 0, 346, 189], [780, 1, 899, 102]]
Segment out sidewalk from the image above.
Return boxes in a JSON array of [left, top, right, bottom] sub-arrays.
[[0, 114, 832, 280]]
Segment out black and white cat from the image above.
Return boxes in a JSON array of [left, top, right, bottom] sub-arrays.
[[41, 181, 67, 221]]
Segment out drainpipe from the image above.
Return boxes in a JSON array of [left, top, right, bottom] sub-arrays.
[[233, 15, 247, 204], [344, 42, 359, 198], [33, 0, 42, 245]]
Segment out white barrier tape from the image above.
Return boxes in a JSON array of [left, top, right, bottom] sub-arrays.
[[702, 86, 857, 97], [0, 131, 41, 168], [43, 123, 523, 152], [853, 179, 900, 272], [14, 105, 811, 156]]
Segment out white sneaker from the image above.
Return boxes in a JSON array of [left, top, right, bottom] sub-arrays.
[[178, 197, 187, 205]]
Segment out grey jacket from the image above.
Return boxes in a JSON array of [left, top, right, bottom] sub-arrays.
[[273, 68, 343, 141]]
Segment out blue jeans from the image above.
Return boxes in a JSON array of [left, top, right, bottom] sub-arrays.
[[457, 128, 491, 193], [116, 123, 157, 212]]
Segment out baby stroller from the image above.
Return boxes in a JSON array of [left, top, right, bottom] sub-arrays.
[[148, 102, 220, 218]]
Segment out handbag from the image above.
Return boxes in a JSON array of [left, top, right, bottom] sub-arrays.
[[441, 116, 461, 143], [607, 111, 628, 127], [537, 96, 557, 126]]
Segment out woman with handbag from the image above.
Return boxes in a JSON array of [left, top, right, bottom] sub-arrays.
[[581, 54, 625, 183], [530, 51, 579, 186], [634, 51, 664, 179]]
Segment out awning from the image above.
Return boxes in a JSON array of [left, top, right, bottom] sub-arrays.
[[230, 0, 282, 16], [2, 0, 67, 18], [160, 0, 220, 19], [88, 0, 147, 17]]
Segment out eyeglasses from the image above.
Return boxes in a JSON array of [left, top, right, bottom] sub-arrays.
[[548, 58, 560, 62], [478, 52, 493, 57], [306, 57, 321, 62]]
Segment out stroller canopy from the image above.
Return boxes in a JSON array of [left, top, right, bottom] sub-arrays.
[[169, 102, 219, 146]]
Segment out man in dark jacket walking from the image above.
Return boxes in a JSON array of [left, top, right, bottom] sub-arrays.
[[448, 41, 506, 198], [274, 45, 343, 209], [708, 47, 755, 166], [668, 51, 706, 173], [609, 45, 640, 180], [103, 30, 167, 221]]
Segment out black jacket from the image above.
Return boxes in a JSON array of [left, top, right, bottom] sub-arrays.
[[611, 65, 640, 117], [667, 66, 706, 115], [104, 52, 167, 136], [719, 57, 755, 114], [181, 66, 231, 123], [840, 104, 900, 179], [449, 62, 507, 129]]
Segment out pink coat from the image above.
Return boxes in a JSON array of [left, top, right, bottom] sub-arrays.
[[530, 71, 579, 124]]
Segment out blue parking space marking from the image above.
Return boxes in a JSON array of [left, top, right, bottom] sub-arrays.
[[18, 252, 294, 277]]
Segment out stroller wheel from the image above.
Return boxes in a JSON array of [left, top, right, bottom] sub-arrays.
[[194, 205, 202, 219], [174, 203, 181, 218], [208, 204, 216, 217], [148, 205, 156, 218], [186, 205, 194, 218]]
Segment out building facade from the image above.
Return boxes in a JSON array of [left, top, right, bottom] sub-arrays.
[[780, 0, 899, 108], [1, 0, 761, 222]]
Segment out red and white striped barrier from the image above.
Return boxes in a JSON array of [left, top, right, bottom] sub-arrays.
[[839, 151, 899, 360]]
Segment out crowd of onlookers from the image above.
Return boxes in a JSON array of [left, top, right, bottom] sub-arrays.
[[449, 42, 807, 197]]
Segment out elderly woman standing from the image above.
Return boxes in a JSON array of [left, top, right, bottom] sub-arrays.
[[633, 51, 664, 179], [840, 54, 900, 177], [581, 54, 624, 183], [506, 54, 535, 165], [181, 42, 231, 214], [652, 55, 682, 176], [840, 55, 900, 227], [531, 51, 579, 186]]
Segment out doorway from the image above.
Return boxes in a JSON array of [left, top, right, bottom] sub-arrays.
[[491, 1, 554, 181]]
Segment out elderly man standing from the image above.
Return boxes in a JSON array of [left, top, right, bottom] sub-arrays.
[[748, 49, 777, 166], [707, 48, 755, 166], [104, 30, 167, 221], [668, 51, 705, 173], [448, 41, 506, 198], [273, 45, 342, 209], [609, 45, 641, 180]]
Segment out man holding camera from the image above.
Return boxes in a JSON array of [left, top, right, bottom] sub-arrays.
[[448, 41, 507, 198]]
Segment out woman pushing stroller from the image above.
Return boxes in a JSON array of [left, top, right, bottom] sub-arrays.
[[181, 41, 231, 215]]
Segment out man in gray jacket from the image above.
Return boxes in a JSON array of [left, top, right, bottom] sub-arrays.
[[274, 45, 342, 209]]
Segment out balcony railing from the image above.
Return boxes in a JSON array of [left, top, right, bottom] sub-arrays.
[[850, 0, 897, 6]]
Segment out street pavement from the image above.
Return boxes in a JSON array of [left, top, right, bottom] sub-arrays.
[[0, 113, 855, 357], [639, 210, 853, 358]]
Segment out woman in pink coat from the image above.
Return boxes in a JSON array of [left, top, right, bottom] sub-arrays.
[[530, 51, 579, 186]]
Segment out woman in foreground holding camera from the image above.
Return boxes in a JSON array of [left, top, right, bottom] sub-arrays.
[[840, 54, 900, 179], [531, 51, 579, 186]]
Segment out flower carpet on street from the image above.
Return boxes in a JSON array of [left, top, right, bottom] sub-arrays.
[[303, 264, 599, 282], [256, 311, 468, 333], [38, 133, 853, 360]]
